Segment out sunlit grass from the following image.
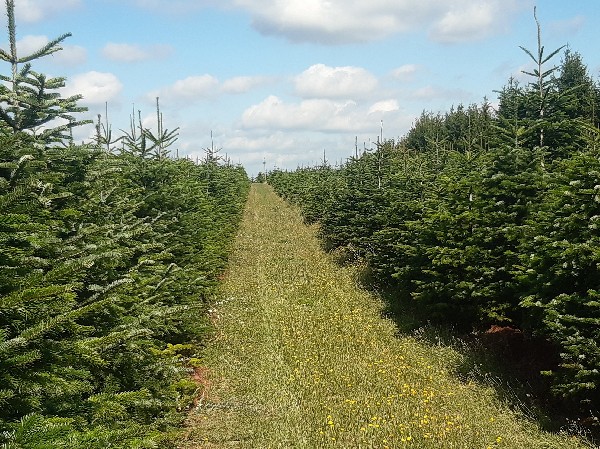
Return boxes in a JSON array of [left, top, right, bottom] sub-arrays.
[[181, 183, 591, 448]]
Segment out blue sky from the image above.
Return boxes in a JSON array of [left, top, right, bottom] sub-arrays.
[[3, 0, 600, 175]]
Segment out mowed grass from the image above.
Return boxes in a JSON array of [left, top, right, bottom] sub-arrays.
[[180, 183, 590, 449]]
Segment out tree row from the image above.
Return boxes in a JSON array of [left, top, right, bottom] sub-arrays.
[[269, 44, 600, 418]]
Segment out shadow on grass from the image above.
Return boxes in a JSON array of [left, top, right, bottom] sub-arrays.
[[329, 250, 599, 446]]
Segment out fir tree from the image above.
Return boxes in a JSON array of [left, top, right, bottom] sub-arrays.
[[0, 2, 250, 446], [518, 6, 565, 150], [555, 49, 598, 123], [0, 0, 89, 143]]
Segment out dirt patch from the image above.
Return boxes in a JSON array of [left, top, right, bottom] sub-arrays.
[[190, 366, 213, 408], [479, 325, 560, 379], [468, 325, 599, 441]]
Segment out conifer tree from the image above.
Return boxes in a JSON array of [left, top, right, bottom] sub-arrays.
[[268, 23, 600, 417], [0, 0, 89, 143], [145, 97, 179, 160], [519, 6, 565, 150], [0, 2, 251, 446], [554, 49, 600, 129], [95, 103, 122, 153], [520, 147, 600, 407]]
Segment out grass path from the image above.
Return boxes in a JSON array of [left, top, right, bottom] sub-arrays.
[[180, 184, 589, 449]]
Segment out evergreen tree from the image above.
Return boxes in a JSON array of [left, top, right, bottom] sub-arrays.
[[554, 49, 598, 125], [0, 2, 251, 446], [518, 6, 565, 151], [403, 111, 447, 154], [0, 0, 89, 143], [493, 78, 531, 149], [144, 98, 179, 160], [520, 147, 600, 408]]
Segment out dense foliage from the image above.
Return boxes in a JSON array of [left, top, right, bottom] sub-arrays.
[[0, 3, 250, 446], [269, 44, 600, 414], [1, 143, 249, 448]]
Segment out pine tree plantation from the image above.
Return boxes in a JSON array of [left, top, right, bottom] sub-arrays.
[[268, 32, 600, 428], [0, 2, 250, 447]]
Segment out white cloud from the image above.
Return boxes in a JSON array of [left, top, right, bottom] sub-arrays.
[[221, 76, 271, 94], [220, 131, 347, 173], [242, 95, 406, 133], [233, 0, 424, 44], [224, 131, 297, 153], [54, 45, 87, 66], [69, 121, 97, 144], [2, 0, 81, 23], [241, 95, 360, 132], [102, 42, 173, 63], [150, 74, 272, 104], [63, 71, 123, 105], [368, 99, 400, 114], [16, 35, 50, 56], [229, 0, 524, 44], [150, 75, 219, 102], [429, 1, 513, 44], [171, 75, 220, 97], [294, 64, 378, 99], [392, 64, 420, 82]]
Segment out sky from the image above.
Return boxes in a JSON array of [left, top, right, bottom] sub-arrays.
[[2, 0, 600, 176]]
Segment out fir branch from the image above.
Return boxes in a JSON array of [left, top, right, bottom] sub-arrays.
[[17, 33, 72, 64]]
